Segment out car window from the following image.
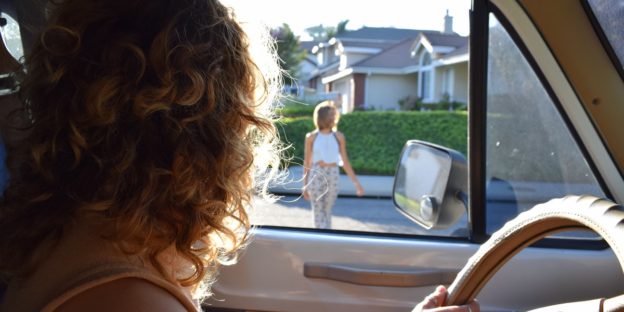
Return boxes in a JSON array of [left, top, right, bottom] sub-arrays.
[[227, 0, 473, 237], [586, 0, 624, 70], [485, 13, 606, 237]]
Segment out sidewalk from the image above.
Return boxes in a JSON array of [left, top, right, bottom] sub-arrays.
[[268, 166, 394, 198]]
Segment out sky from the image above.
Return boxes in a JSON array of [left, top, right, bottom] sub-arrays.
[[220, 0, 471, 40]]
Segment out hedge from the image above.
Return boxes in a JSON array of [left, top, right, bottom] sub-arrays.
[[275, 97, 316, 118], [276, 111, 467, 175]]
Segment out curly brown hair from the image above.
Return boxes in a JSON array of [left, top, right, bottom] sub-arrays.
[[0, 0, 280, 295]]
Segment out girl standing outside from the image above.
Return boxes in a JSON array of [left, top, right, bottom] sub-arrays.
[[303, 101, 364, 229]]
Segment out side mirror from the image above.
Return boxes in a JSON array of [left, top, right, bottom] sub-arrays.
[[392, 140, 467, 229], [0, 11, 23, 96]]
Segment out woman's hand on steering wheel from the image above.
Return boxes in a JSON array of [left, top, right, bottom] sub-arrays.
[[414, 285, 480, 312]]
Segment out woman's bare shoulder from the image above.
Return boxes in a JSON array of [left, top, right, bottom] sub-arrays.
[[56, 278, 188, 312]]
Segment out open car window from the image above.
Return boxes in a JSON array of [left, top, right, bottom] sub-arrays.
[[231, 0, 473, 238], [228, 1, 611, 245]]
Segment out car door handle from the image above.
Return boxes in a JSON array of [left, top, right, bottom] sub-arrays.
[[304, 262, 459, 287]]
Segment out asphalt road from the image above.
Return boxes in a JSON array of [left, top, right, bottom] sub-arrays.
[[250, 195, 466, 236]]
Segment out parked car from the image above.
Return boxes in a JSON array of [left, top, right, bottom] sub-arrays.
[[205, 0, 624, 311]]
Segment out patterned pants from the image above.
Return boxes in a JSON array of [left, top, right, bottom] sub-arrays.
[[307, 165, 339, 229]]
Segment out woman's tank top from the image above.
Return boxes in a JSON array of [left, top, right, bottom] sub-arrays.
[[312, 131, 342, 165], [0, 214, 200, 311]]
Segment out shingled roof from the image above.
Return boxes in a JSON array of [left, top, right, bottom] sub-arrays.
[[300, 41, 319, 52], [336, 27, 438, 42], [442, 42, 469, 59], [424, 32, 468, 48], [352, 37, 419, 68], [349, 32, 468, 69]]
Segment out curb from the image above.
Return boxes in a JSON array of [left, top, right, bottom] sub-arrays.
[[268, 166, 394, 198]]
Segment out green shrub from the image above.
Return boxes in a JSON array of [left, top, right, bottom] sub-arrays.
[[275, 97, 317, 118], [276, 116, 315, 166], [398, 95, 466, 111], [277, 111, 467, 175]]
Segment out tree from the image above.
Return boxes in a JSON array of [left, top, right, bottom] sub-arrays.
[[305, 19, 349, 42], [271, 23, 306, 85]]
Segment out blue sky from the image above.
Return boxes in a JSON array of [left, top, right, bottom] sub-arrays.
[[221, 0, 471, 40]]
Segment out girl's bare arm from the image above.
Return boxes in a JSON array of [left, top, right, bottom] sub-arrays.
[[336, 132, 364, 196], [302, 132, 315, 199]]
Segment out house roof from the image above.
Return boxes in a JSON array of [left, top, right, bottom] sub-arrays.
[[424, 32, 468, 48], [300, 41, 319, 52], [352, 37, 419, 69], [340, 41, 393, 50], [334, 27, 448, 54], [350, 32, 468, 69], [336, 27, 438, 42], [315, 28, 470, 81], [442, 42, 469, 59]]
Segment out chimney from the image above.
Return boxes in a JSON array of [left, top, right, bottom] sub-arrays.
[[444, 10, 453, 34]]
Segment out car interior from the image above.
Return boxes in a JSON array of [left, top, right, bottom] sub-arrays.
[[1, 0, 623, 311]]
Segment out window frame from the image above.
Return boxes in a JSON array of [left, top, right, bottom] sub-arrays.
[[467, 0, 611, 249], [580, 0, 624, 83], [250, 0, 612, 250]]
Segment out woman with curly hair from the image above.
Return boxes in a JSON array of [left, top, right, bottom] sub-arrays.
[[0, 0, 281, 310]]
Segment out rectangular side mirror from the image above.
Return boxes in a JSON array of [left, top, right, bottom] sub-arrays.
[[392, 141, 467, 229]]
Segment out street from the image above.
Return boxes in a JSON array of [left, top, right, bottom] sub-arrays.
[[250, 195, 465, 236]]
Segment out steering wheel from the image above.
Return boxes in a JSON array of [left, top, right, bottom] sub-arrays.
[[446, 195, 624, 312]]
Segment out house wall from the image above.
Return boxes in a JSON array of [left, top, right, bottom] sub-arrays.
[[340, 52, 372, 70], [452, 62, 468, 104], [298, 58, 317, 82], [432, 62, 468, 104], [308, 76, 325, 92], [332, 77, 351, 113], [353, 74, 366, 109], [366, 74, 418, 111], [316, 45, 339, 68], [434, 67, 445, 101]]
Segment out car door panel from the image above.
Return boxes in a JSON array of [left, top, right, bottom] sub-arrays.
[[207, 229, 623, 312], [207, 229, 476, 311]]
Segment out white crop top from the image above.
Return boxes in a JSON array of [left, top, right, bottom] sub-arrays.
[[312, 132, 343, 165]]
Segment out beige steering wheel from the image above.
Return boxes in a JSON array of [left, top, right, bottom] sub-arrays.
[[446, 195, 624, 312]]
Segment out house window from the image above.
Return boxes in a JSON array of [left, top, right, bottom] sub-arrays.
[[420, 71, 431, 100], [419, 51, 433, 101], [421, 52, 431, 66], [441, 69, 453, 100]]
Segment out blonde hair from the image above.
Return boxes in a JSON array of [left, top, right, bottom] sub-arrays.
[[313, 101, 339, 131], [0, 0, 281, 300]]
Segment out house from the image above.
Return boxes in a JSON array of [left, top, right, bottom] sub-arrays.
[[305, 12, 468, 113], [295, 41, 319, 89]]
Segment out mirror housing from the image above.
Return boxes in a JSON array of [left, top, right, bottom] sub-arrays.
[[392, 140, 467, 229]]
